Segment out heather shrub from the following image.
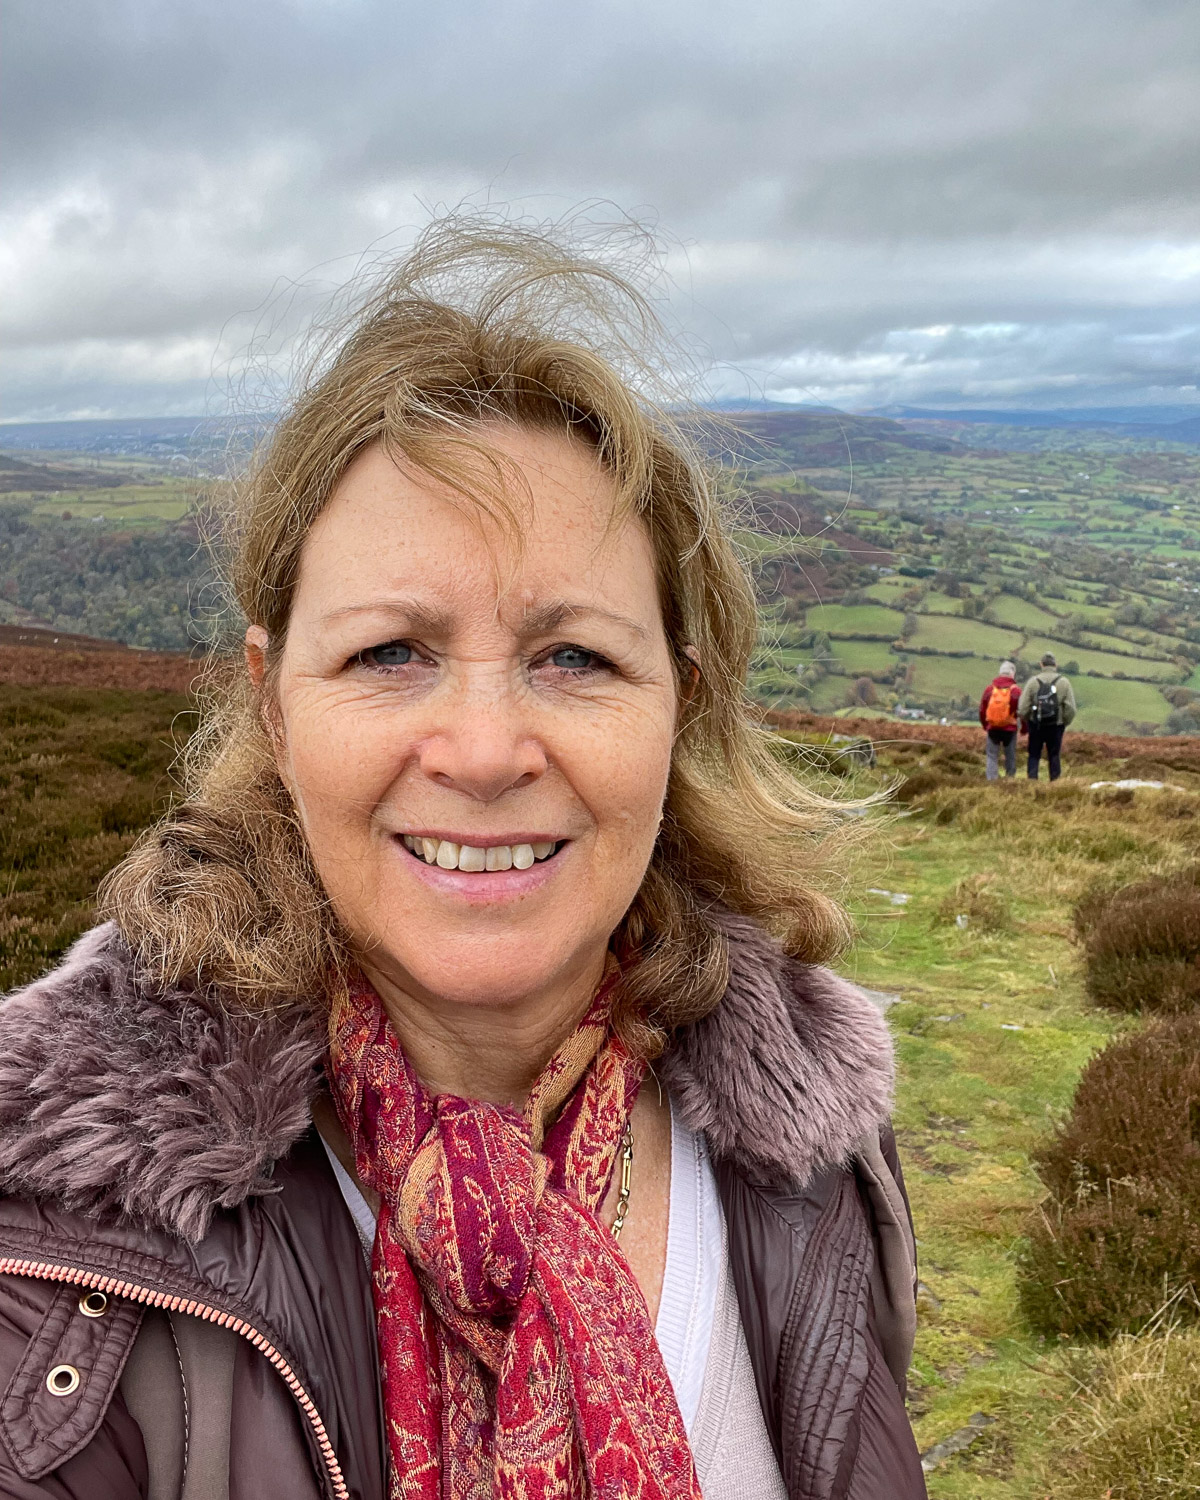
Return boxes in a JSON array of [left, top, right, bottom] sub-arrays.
[[1073, 867, 1200, 1013], [0, 685, 190, 990], [1018, 1014, 1200, 1341], [1043, 1320, 1200, 1498], [1021, 1179, 1200, 1342]]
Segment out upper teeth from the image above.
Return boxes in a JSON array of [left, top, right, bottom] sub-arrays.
[[401, 837, 557, 871]]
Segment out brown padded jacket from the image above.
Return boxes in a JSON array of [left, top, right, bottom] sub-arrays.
[[0, 919, 928, 1500]]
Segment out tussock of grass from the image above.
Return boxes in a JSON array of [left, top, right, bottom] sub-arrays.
[[934, 874, 1013, 933], [1044, 1317, 1200, 1498], [893, 746, 981, 803]]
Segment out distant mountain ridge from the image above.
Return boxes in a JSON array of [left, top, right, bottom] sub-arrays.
[[880, 405, 1200, 445], [0, 415, 269, 460], [6, 405, 1199, 455], [876, 404, 1200, 425]]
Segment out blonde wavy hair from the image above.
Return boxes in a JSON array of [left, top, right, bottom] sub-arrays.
[[101, 217, 854, 1048]]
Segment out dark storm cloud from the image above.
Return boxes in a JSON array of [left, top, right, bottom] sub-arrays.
[[4, 0, 1199, 418]]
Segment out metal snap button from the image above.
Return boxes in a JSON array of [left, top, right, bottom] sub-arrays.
[[78, 1290, 109, 1318], [46, 1364, 81, 1397]]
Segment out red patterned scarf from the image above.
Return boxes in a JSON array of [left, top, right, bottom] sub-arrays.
[[327, 971, 703, 1500]]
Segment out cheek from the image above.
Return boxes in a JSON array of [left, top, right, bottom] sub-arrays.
[[277, 692, 399, 840], [577, 707, 675, 856]]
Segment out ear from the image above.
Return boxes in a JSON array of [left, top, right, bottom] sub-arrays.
[[680, 645, 701, 705], [245, 625, 269, 689], [244, 626, 289, 775]]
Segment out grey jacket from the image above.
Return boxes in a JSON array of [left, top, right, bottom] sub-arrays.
[[1019, 668, 1076, 727], [0, 919, 926, 1500]]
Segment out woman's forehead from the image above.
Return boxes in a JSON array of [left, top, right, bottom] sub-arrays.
[[294, 432, 660, 627]]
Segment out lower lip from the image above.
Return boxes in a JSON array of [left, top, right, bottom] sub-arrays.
[[391, 839, 568, 904]]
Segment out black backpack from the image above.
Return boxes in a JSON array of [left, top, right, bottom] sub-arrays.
[[1033, 674, 1060, 726]]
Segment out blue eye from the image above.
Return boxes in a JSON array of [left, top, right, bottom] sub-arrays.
[[365, 641, 413, 667], [550, 647, 595, 671]]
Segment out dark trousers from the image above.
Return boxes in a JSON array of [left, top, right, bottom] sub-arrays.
[[1027, 722, 1065, 781]]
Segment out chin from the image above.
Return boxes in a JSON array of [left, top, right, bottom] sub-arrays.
[[365, 918, 607, 1011]]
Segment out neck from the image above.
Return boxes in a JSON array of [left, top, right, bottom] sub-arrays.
[[356, 949, 610, 1108]]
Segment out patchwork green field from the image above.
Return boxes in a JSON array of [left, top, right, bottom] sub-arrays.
[[905, 616, 1022, 658], [826, 639, 898, 674], [737, 409, 1200, 734], [805, 602, 907, 637], [31, 481, 196, 524]]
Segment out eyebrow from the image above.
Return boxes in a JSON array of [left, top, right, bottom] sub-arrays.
[[518, 600, 650, 641], [317, 596, 650, 641], [317, 597, 452, 633]]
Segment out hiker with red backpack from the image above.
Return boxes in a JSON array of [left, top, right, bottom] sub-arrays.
[[979, 659, 1021, 779], [1018, 651, 1077, 781]]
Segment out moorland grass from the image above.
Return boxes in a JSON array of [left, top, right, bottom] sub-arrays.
[[1041, 1319, 1200, 1497], [842, 743, 1200, 1496], [933, 874, 1013, 933]]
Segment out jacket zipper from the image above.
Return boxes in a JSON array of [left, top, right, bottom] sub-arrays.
[[0, 1255, 349, 1500]]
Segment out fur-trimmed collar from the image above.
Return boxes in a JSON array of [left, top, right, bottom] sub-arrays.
[[0, 919, 892, 1242]]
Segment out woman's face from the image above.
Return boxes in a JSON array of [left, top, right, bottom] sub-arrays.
[[264, 425, 679, 1015]]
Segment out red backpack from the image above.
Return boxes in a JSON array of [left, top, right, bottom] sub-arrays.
[[985, 682, 1017, 730]]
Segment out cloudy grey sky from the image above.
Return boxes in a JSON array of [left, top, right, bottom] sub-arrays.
[[4, 0, 1199, 420]]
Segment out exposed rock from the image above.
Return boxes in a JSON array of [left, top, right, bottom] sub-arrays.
[[919, 1412, 996, 1473]]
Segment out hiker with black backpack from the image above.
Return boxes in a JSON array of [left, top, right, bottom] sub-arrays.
[[1018, 651, 1076, 781], [979, 658, 1021, 779]]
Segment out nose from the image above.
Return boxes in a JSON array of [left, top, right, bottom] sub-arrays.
[[415, 690, 548, 803]]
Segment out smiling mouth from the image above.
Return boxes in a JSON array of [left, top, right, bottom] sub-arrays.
[[400, 835, 563, 872]]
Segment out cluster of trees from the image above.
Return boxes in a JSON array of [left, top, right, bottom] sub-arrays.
[[0, 508, 218, 651]]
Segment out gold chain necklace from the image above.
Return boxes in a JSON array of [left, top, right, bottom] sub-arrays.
[[610, 1122, 633, 1240]]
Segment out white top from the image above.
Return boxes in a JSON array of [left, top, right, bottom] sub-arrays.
[[321, 1100, 785, 1497], [654, 1093, 726, 1430]]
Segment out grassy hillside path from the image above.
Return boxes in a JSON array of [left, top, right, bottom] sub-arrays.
[[836, 746, 1200, 1492]]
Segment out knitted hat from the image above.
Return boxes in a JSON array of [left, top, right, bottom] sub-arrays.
[[1041, 651, 1057, 667], [999, 660, 1016, 676]]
